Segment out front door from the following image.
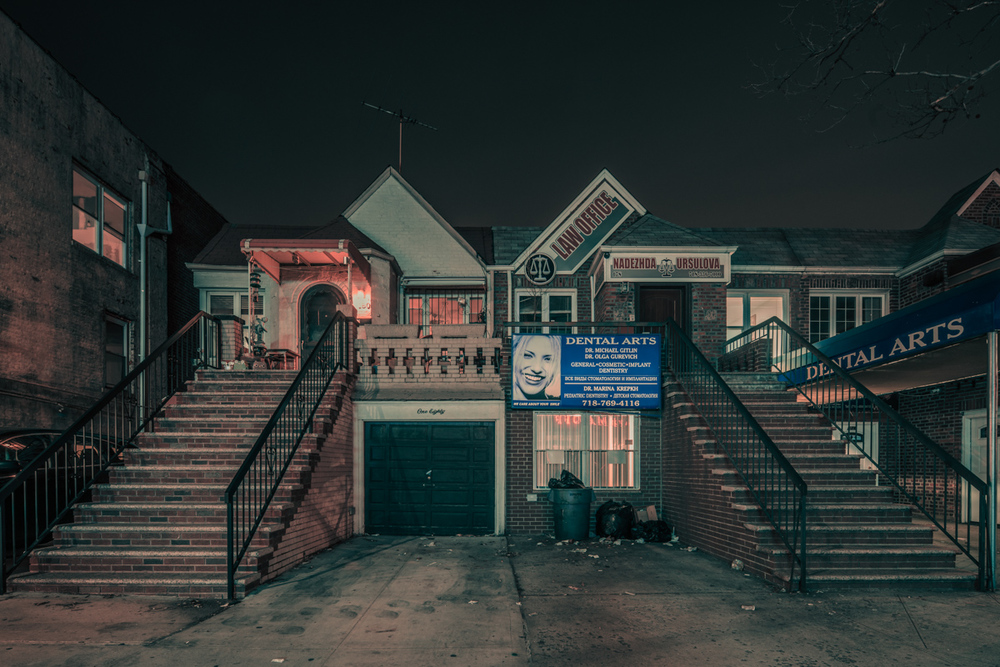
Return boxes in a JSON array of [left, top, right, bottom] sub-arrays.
[[300, 285, 344, 360], [638, 286, 685, 329]]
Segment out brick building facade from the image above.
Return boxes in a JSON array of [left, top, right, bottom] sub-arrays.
[[0, 10, 228, 438]]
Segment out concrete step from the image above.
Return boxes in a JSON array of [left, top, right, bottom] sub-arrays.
[[795, 469, 879, 486], [791, 569, 978, 591], [805, 503, 913, 523], [160, 404, 282, 419], [748, 522, 934, 547], [30, 546, 234, 573], [93, 482, 306, 504], [794, 546, 959, 570], [6, 571, 257, 599], [783, 453, 866, 469], [148, 417, 274, 434]]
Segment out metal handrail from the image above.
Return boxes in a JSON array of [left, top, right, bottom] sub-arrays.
[[0, 311, 222, 593], [726, 317, 989, 588], [665, 320, 808, 590], [225, 311, 354, 600]]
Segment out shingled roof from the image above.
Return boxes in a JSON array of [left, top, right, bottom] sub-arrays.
[[491, 226, 546, 265], [901, 171, 1000, 267], [606, 214, 723, 247], [191, 217, 387, 266]]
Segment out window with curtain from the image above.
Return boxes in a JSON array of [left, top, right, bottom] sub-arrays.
[[405, 288, 484, 326], [534, 413, 637, 489]]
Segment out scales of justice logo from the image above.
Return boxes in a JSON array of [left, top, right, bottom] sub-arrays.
[[525, 253, 555, 285]]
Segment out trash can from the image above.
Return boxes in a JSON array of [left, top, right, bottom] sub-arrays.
[[548, 487, 596, 540]]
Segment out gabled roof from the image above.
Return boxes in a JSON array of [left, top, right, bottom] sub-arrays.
[[904, 215, 1000, 267], [902, 171, 1000, 268], [606, 214, 723, 248], [343, 167, 484, 272], [191, 217, 387, 267]]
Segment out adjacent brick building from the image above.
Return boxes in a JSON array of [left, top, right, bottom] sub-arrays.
[[0, 10, 228, 440]]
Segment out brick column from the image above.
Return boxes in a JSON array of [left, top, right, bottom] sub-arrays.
[[217, 315, 245, 362]]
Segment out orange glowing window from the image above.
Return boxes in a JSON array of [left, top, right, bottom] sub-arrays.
[[534, 413, 637, 489]]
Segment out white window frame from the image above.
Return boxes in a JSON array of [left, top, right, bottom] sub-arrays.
[[72, 167, 128, 268], [515, 289, 577, 333], [533, 412, 639, 490], [726, 290, 788, 340], [206, 290, 264, 340], [809, 290, 888, 343]]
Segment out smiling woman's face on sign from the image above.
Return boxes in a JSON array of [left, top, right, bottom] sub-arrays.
[[514, 336, 557, 396]]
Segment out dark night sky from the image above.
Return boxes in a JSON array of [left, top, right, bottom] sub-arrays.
[[2, 1, 997, 231]]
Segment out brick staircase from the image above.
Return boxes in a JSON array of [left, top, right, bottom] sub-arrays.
[[8, 369, 353, 599], [674, 372, 975, 590]]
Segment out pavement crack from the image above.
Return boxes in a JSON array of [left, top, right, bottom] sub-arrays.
[[897, 595, 927, 650]]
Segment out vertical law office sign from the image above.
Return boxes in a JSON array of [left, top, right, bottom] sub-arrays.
[[516, 170, 646, 285], [511, 333, 661, 409]]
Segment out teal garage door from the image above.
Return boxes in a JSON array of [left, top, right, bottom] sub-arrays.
[[365, 421, 495, 535]]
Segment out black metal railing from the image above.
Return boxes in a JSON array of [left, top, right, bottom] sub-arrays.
[[666, 320, 809, 590], [725, 317, 989, 588], [226, 311, 353, 599], [0, 311, 221, 593]]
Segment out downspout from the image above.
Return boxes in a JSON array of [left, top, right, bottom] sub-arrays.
[[486, 268, 494, 338], [506, 269, 513, 324], [136, 162, 173, 362], [989, 331, 997, 591]]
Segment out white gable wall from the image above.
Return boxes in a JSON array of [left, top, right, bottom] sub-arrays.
[[345, 171, 484, 280]]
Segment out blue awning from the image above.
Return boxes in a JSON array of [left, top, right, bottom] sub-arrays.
[[813, 270, 1000, 375], [774, 271, 1000, 394]]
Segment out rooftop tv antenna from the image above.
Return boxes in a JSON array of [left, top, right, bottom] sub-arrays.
[[362, 101, 438, 173]]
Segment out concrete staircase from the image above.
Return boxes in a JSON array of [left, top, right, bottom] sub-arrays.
[[720, 373, 975, 590], [8, 369, 352, 599]]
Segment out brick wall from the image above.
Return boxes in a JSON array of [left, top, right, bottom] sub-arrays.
[[262, 378, 356, 583], [660, 379, 779, 582], [961, 181, 1000, 228], [690, 284, 727, 364], [0, 12, 228, 433], [0, 13, 157, 430]]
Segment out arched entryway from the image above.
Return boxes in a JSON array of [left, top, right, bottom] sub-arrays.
[[300, 284, 345, 360]]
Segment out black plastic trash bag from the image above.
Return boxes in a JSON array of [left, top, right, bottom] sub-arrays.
[[548, 470, 586, 489], [595, 500, 634, 539], [630, 520, 674, 542]]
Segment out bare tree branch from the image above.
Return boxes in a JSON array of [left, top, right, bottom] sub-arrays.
[[750, 0, 1000, 141]]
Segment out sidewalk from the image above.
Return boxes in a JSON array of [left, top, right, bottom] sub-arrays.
[[2, 535, 999, 666]]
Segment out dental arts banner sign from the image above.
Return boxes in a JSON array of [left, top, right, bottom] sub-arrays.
[[511, 334, 661, 410]]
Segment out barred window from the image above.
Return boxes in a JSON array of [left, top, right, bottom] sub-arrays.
[[405, 288, 484, 326]]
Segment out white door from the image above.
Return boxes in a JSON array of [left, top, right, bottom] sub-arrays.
[[961, 410, 995, 523], [834, 421, 879, 472]]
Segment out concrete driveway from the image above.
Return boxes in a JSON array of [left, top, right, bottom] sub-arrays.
[[1, 534, 999, 666]]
